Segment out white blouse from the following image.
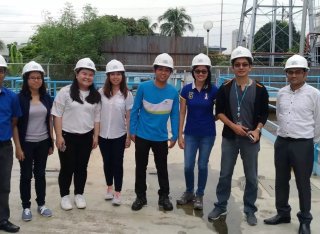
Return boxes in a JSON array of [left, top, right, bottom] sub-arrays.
[[51, 85, 101, 134], [99, 88, 133, 139]]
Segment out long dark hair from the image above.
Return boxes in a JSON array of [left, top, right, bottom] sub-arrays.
[[70, 68, 101, 104], [191, 65, 212, 90], [103, 71, 128, 99], [20, 71, 47, 99]]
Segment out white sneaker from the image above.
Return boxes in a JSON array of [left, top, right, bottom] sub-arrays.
[[105, 191, 113, 200], [74, 194, 86, 209], [112, 193, 121, 206], [60, 195, 73, 210]]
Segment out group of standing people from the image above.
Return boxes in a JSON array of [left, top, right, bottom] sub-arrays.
[[0, 46, 319, 234]]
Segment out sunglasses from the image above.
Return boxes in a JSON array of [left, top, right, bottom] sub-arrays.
[[194, 69, 208, 75]]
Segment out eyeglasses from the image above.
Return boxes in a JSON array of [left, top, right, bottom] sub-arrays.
[[28, 77, 42, 81], [286, 70, 305, 76], [194, 69, 208, 75], [233, 63, 250, 68]]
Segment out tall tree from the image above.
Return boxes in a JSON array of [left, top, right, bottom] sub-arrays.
[[254, 20, 300, 53], [158, 7, 194, 36]]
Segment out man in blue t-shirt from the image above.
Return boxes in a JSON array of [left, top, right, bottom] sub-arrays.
[[0, 55, 21, 233], [130, 53, 179, 211]]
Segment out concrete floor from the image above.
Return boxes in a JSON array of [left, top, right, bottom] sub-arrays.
[[6, 122, 320, 234]]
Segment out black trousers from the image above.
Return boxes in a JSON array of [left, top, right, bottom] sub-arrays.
[[98, 134, 126, 192], [19, 139, 50, 209], [134, 136, 169, 199], [0, 141, 13, 221], [58, 130, 93, 197], [274, 136, 314, 224]]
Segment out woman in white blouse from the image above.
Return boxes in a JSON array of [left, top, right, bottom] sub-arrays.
[[51, 58, 101, 211], [98, 59, 133, 206]]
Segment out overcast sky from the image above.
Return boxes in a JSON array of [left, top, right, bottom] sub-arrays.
[[0, 0, 316, 54]]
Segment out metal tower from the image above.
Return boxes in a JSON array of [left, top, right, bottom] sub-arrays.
[[237, 0, 317, 66]]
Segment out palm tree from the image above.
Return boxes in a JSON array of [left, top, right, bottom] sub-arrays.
[[158, 7, 194, 36]]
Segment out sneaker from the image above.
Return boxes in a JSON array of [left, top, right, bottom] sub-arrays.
[[208, 207, 227, 222], [74, 194, 86, 209], [37, 205, 52, 217], [131, 197, 147, 211], [158, 196, 173, 211], [193, 196, 203, 210], [112, 193, 121, 206], [105, 187, 114, 200], [60, 195, 73, 210], [22, 208, 32, 221], [246, 213, 257, 226], [176, 192, 195, 205]]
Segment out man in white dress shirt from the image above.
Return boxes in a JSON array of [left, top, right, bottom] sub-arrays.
[[264, 55, 320, 234]]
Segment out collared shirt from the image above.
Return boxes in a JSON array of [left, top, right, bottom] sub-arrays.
[[51, 85, 101, 134], [180, 81, 218, 136], [99, 89, 133, 139], [0, 87, 22, 141], [276, 83, 320, 143]]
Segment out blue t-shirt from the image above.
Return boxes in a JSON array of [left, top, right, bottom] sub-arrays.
[[180, 82, 218, 136], [130, 80, 179, 141], [0, 87, 22, 141]]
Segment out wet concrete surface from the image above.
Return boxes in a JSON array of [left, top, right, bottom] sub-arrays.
[[6, 121, 320, 233]]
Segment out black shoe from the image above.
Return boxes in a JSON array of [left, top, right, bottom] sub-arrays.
[[246, 213, 257, 226], [0, 220, 20, 233], [299, 223, 310, 234], [131, 197, 147, 211], [158, 196, 173, 211], [264, 214, 291, 225]]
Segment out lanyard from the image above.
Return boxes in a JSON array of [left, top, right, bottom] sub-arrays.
[[235, 79, 249, 119]]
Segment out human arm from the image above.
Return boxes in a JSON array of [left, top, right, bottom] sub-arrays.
[[169, 90, 179, 148], [48, 114, 54, 155], [53, 116, 65, 151], [313, 91, 320, 144], [125, 109, 131, 148], [12, 117, 24, 161], [92, 122, 99, 149], [130, 86, 143, 143], [178, 96, 187, 149]]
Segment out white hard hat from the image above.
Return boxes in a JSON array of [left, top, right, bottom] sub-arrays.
[[0, 55, 7, 68], [74, 58, 96, 72], [153, 53, 174, 69], [22, 61, 45, 76], [284, 54, 309, 71], [192, 53, 212, 67], [106, 59, 125, 73], [230, 46, 253, 63]]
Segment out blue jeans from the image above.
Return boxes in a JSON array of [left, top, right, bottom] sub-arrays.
[[214, 137, 260, 214], [184, 134, 215, 196]]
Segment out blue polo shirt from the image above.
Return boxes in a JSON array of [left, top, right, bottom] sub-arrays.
[[180, 82, 218, 136], [0, 87, 22, 141]]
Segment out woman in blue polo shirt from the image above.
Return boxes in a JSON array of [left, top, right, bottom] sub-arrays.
[[177, 53, 218, 210]]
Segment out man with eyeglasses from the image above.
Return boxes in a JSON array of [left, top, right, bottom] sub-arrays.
[[0, 55, 21, 233], [264, 55, 320, 234], [207, 46, 269, 226]]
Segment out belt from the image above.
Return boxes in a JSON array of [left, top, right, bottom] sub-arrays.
[[0, 140, 12, 147], [278, 136, 311, 142]]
